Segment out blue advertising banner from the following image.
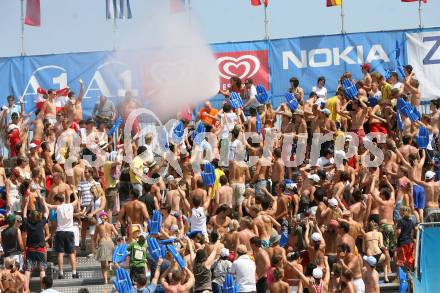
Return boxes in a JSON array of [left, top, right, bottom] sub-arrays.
[[0, 27, 436, 117], [269, 30, 407, 105]]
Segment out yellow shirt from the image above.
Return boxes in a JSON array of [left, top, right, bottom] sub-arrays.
[[326, 96, 340, 122], [103, 161, 118, 189], [129, 156, 144, 184], [211, 168, 225, 198]]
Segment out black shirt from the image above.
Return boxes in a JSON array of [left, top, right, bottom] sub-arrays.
[[25, 218, 47, 248], [397, 218, 415, 246], [1, 226, 20, 256]]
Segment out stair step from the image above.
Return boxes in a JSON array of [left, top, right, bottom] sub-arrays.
[[52, 284, 113, 293], [30, 276, 105, 291]]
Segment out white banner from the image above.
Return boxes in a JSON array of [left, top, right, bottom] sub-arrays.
[[407, 32, 440, 101]]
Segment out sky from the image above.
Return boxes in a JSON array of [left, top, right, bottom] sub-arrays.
[[0, 0, 439, 57]]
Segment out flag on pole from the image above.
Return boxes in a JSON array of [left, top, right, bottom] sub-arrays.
[[402, 0, 427, 2], [25, 0, 41, 26], [106, 0, 132, 19], [170, 0, 186, 13], [251, 0, 269, 6], [326, 0, 342, 7]]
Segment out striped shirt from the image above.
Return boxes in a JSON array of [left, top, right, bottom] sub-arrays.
[[78, 180, 95, 207]]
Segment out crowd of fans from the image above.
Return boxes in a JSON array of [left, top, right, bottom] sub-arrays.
[[0, 62, 434, 293]]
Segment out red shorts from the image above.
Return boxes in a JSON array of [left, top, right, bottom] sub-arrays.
[[352, 129, 365, 144], [397, 242, 414, 269], [369, 123, 387, 134]]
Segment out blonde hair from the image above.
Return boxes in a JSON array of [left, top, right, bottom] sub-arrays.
[[401, 206, 411, 219]]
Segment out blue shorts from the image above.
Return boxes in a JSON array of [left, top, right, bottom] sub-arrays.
[[413, 184, 426, 209], [49, 210, 57, 222], [261, 239, 270, 249]]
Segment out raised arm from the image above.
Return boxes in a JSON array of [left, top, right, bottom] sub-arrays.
[[77, 79, 85, 102]]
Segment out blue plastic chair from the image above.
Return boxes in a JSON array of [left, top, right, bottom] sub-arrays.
[[147, 238, 162, 262], [256, 112, 262, 134], [193, 122, 206, 145], [172, 121, 185, 144], [284, 93, 298, 112], [256, 85, 269, 104], [223, 274, 240, 293], [159, 127, 169, 151], [416, 127, 430, 149], [167, 244, 186, 269], [397, 111, 404, 132], [148, 210, 162, 235], [112, 243, 128, 264], [201, 162, 216, 187], [113, 268, 132, 293], [229, 92, 244, 110], [342, 79, 358, 100], [107, 117, 123, 137]]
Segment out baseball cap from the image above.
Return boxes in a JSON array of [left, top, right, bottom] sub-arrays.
[[131, 225, 141, 233], [29, 143, 37, 149], [320, 108, 331, 116], [307, 174, 320, 183], [313, 268, 323, 279], [329, 219, 340, 229], [311, 232, 321, 242], [363, 255, 377, 267], [328, 198, 338, 208], [220, 248, 230, 258], [361, 63, 371, 72], [425, 171, 435, 180], [98, 211, 108, 218]]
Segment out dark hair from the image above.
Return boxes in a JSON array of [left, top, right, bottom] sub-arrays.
[[250, 236, 262, 247], [137, 146, 147, 156], [231, 126, 240, 139], [314, 188, 325, 202], [195, 249, 207, 264], [342, 269, 353, 281], [260, 196, 271, 210], [273, 148, 282, 158], [216, 204, 229, 215], [338, 243, 351, 253], [54, 194, 64, 203], [402, 135, 411, 145], [339, 221, 350, 234], [230, 76, 242, 88], [318, 76, 326, 83], [42, 276, 53, 289], [249, 107, 257, 117], [171, 269, 182, 283], [290, 77, 299, 88], [136, 274, 147, 287], [161, 203, 171, 213], [380, 188, 392, 200], [223, 103, 232, 113], [219, 175, 228, 185], [352, 190, 363, 202], [47, 89, 56, 95], [193, 196, 202, 208]]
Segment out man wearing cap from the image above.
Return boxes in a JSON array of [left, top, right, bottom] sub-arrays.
[[118, 185, 149, 239], [231, 244, 256, 293], [128, 231, 148, 283], [410, 169, 440, 221], [287, 255, 330, 293], [94, 211, 118, 284], [362, 256, 379, 293]]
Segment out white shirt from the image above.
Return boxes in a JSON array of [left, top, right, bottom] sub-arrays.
[[189, 207, 207, 234], [243, 85, 258, 107], [316, 156, 334, 169], [231, 255, 256, 292], [392, 82, 403, 90], [219, 112, 239, 139], [312, 86, 328, 100], [41, 289, 61, 293], [56, 203, 74, 232], [228, 139, 243, 162]]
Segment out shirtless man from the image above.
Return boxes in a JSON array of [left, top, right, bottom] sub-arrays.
[[411, 170, 440, 219], [337, 221, 356, 254], [398, 135, 419, 162], [247, 107, 258, 133], [48, 172, 72, 204], [253, 155, 271, 196], [160, 204, 178, 237], [0, 257, 25, 293], [93, 211, 118, 284], [190, 178, 207, 208], [362, 256, 380, 293], [370, 175, 395, 279], [72, 159, 87, 190], [118, 190, 149, 238], [250, 236, 271, 293], [323, 219, 340, 269], [166, 179, 182, 213], [41, 142, 54, 176], [161, 267, 195, 293], [229, 160, 251, 213], [361, 63, 372, 92], [338, 243, 365, 293], [41, 90, 58, 125], [209, 204, 231, 236], [269, 268, 289, 293], [64, 79, 85, 122], [341, 99, 368, 143], [430, 100, 440, 134], [404, 72, 421, 106], [349, 190, 367, 225], [216, 175, 233, 209], [271, 148, 285, 194], [253, 197, 281, 249], [31, 110, 45, 148], [235, 216, 256, 253], [274, 183, 290, 223]]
